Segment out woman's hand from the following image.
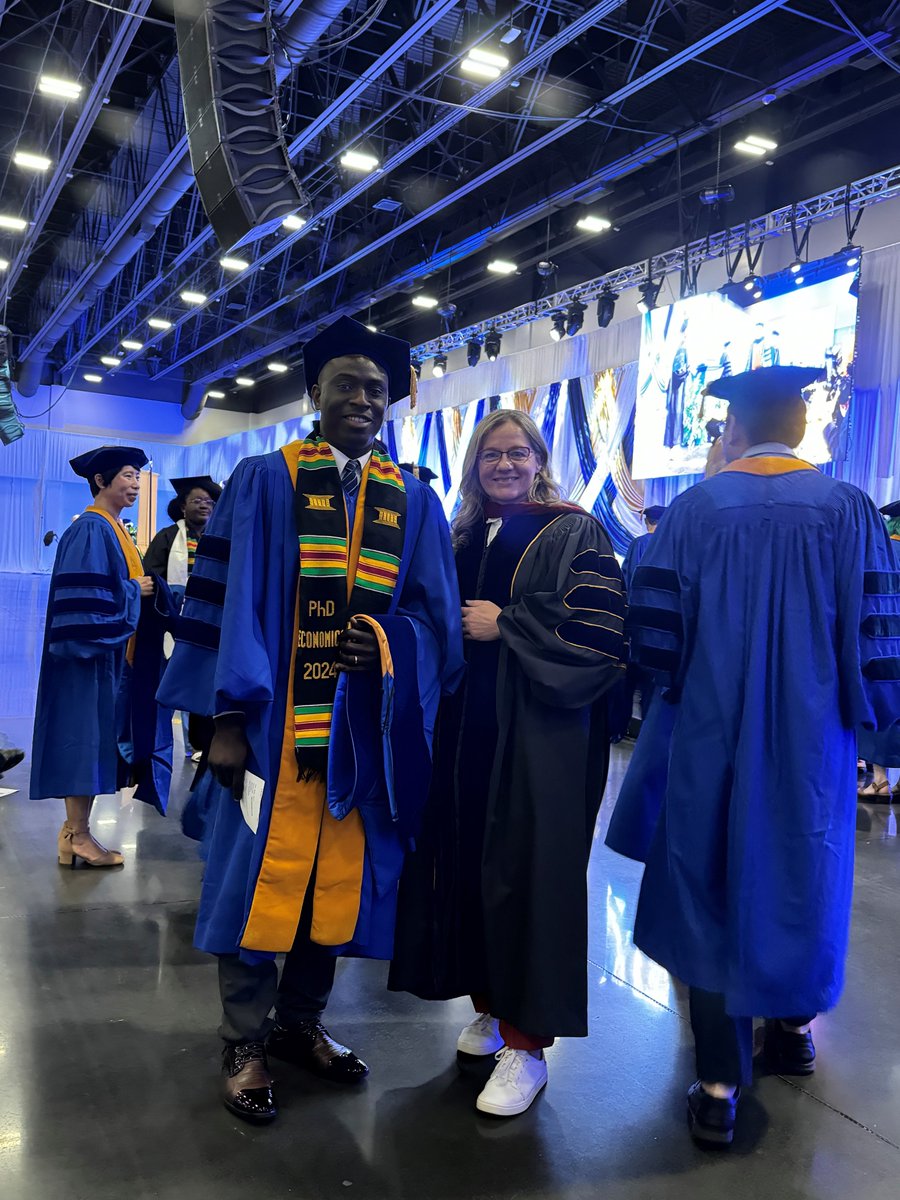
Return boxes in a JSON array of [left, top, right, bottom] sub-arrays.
[[138, 575, 155, 596], [462, 600, 502, 642]]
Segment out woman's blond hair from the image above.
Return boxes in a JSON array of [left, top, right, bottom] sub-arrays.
[[452, 409, 562, 549]]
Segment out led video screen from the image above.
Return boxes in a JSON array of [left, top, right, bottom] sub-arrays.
[[632, 267, 858, 480]]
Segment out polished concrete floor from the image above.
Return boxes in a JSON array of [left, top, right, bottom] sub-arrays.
[[2, 570, 900, 1199]]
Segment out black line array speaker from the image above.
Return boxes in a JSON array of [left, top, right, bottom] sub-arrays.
[[174, 0, 309, 252]]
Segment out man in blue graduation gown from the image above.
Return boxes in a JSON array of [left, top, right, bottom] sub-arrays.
[[621, 505, 665, 593], [159, 316, 463, 1124], [606, 366, 900, 1147], [31, 446, 156, 867]]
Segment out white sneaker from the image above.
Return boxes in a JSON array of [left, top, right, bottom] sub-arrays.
[[476, 1048, 548, 1116], [457, 1013, 504, 1056]]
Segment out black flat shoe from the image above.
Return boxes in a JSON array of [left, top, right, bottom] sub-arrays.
[[687, 1080, 738, 1147], [763, 1020, 816, 1076], [222, 1041, 278, 1123], [267, 1020, 369, 1084]]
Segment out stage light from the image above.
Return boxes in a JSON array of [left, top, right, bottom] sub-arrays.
[[235, 376, 255, 388], [485, 330, 501, 361], [596, 285, 617, 328], [121, 339, 143, 351], [549, 312, 566, 341], [466, 339, 482, 367], [83, 373, 102, 383], [267, 361, 288, 373], [340, 149, 379, 173], [753, 288, 763, 300], [566, 300, 586, 336], [180, 290, 207, 305], [636, 279, 661, 313], [743, 276, 756, 291], [100, 355, 121, 367], [38, 75, 82, 100], [0, 215, 27, 232], [842, 243, 861, 269], [699, 185, 735, 205], [576, 214, 611, 234], [206, 390, 225, 400], [432, 353, 447, 378], [220, 256, 249, 272], [487, 259, 517, 275], [148, 317, 172, 330], [412, 294, 439, 309], [794, 275, 804, 286], [461, 47, 509, 80], [14, 150, 51, 171], [282, 214, 307, 231], [789, 259, 803, 274]]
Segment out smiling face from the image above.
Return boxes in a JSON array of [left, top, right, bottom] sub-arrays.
[[182, 487, 216, 529], [94, 465, 142, 513], [312, 354, 389, 457], [476, 420, 542, 506]]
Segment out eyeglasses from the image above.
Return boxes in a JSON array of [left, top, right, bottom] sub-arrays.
[[478, 447, 534, 466]]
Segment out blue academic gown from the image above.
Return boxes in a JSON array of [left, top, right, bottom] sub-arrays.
[[606, 462, 900, 1018], [158, 447, 464, 962], [31, 514, 142, 799], [621, 532, 651, 594], [857, 535, 900, 767]]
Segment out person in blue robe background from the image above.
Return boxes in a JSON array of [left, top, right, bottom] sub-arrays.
[[857, 500, 900, 798], [31, 446, 155, 868], [159, 317, 463, 1125], [606, 366, 900, 1148], [621, 505, 666, 726]]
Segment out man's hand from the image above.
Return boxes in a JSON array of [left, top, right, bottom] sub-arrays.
[[337, 617, 379, 672], [208, 714, 249, 800], [138, 575, 155, 597], [462, 599, 502, 642]]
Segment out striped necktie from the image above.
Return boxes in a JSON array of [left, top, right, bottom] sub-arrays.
[[341, 458, 362, 498]]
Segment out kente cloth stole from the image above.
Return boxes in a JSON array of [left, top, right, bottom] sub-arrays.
[[186, 531, 198, 573], [292, 435, 406, 779], [84, 505, 144, 664]]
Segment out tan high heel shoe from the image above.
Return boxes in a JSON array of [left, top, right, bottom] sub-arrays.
[[57, 821, 125, 869]]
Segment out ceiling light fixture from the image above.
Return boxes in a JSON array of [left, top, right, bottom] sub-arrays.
[[566, 300, 586, 337], [484, 329, 501, 361], [461, 46, 509, 80], [576, 214, 612, 234], [206, 389, 225, 400], [734, 141, 765, 156], [100, 355, 121, 367], [412, 294, 439, 309], [0, 215, 27, 232], [235, 376, 255, 388], [121, 339, 143, 351], [734, 134, 777, 156], [282, 213, 307, 231], [0, 258, 8, 271], [148, 317, 172, 330], [432, 353, 448, 378], [340, 149, 379, 173], [466, 338, 482, 367], [267, 361, 288, 373], [14, 150, 52, 171], [180, 290, 207, 305], [83, 373, 102, 383], [549, 312, 567, 341], [596, 285, 618, 328], [487, 259, 517, 275], [220, 256, 249, 272], [745, 134, 778, 151], [366, 323, 377, 333], [38, 75, 82, 100]]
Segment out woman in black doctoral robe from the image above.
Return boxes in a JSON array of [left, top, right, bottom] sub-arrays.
[[389, 410, 626, 1118]]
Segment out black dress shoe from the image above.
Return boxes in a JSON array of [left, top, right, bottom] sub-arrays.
[[222, 1041, 278, 1123], [763, 1020, 816, 1076], [267, 1020, 369, 1084], [687, 1080, 739, 1147]]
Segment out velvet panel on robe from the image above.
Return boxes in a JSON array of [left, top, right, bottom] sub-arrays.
[[857, 536, 900, 767], [606, 463, 900, 1018], [31, 514, 143, 799], [157, 447, 463, 961], [389, 509, 626, 1038]]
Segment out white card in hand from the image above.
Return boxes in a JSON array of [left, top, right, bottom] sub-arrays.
[[240, 771, 265, 834]]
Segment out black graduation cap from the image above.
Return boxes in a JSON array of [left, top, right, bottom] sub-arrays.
[[704, 365, 824, 407], [302, 315, 412, 405], [642, 505, 667, 523], [398, 462, 438, 484], [170, 475, 222, 503], [69, 444, 148, 479], [879, 501, 900, 519]]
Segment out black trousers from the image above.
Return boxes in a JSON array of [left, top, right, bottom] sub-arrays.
[[218, 891, 338, 1044], [689, 988, 814, 1086]]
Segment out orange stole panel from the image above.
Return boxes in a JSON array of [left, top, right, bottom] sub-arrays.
[[720, 456, 818, 477], [237, 445, 368, 953]]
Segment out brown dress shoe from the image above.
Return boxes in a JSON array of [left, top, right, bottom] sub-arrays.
[[222, 1041, 277, 1123], [267, 1020, 369, 1084], [58, 821, 124, 868]]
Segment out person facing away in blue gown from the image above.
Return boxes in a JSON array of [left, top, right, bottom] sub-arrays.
[[857, 500, 900, 800], [30, 446, 155, 868], [605, 366, 900, 1148], [621, 505, 666, 723], [158, 316, 464, 1125]]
